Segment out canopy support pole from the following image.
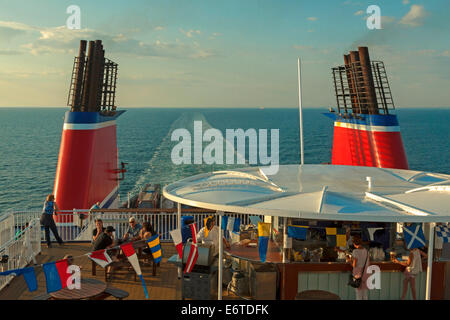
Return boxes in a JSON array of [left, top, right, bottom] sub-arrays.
[[297, 57, 304, 166], [425, 222, 435, 300], [217, 211, 223, 300], [177, 202, 182, 279], [283, 217, 287, 263]]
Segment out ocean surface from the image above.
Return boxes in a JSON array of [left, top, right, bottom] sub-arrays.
[[0, 107, 448, 212]]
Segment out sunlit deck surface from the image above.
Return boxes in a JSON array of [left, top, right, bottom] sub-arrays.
[[0, 242, 237, 300]]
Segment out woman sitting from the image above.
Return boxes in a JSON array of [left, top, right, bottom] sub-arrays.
[[140, 222, 156, 255]]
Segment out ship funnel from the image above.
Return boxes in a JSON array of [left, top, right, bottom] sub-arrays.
[[327, 46, 409, 169], [54, 40, 124, 222]]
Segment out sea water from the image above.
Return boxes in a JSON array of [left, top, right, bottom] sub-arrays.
[[0, 107, 448, 212]]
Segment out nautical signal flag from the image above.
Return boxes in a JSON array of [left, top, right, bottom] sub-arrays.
[[147, 234, 162, 264], [170, 228, 183, 259], [326, 228, 347, 247], [403, 223, 426, 249], [258, 222, 270, 263], [0, 267, 37, 292], [184, 223, 199, 274], [436, 225, 450, 243], [43, 259, 71, 293], [222, 216, 241, 234], [121, 243, 149, 299], [287, 225, 308, 240], [204, 216, 213, 239], [87, 249, 112, 268]]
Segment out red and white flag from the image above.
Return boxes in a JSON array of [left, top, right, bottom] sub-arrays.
[[170, 228, 183, 259], [120, 243, 149, 299], [184, 223, 198, 274], [87, 249, 112, 268], [121, 243, 142, 276]]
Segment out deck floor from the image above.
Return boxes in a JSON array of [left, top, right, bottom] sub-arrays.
[[0, 242, 238, 300]]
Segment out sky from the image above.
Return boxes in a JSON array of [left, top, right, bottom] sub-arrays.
[[0, 0, 449, 108]]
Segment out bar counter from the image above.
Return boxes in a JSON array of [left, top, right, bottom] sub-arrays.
[[224, 241, 447, 300]]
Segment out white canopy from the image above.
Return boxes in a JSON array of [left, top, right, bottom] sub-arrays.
[[163, 164, 450, 223]]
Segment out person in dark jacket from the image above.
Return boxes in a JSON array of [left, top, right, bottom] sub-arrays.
[[40, 194, 63, 248]]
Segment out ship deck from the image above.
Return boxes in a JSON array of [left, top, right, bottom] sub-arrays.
[[0, 242, 238, 300]]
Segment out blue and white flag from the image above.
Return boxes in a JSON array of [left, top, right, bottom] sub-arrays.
[[0, 267, 37, 292], [436, 225, 450, 243], [287, 225, 308, 240], [221, 216, 240, 234], [403, 223, 426, 249], [227, 217, 240, 234]]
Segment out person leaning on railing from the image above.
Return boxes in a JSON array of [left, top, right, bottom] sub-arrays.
[[40, 194, 64, 248]]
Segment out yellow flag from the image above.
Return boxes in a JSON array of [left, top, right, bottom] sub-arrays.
[[203, 216, 213, 239], [258, 222, 270, 238]]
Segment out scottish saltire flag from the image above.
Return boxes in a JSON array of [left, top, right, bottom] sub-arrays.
[[121, 243, 149, 299], [88, 249, 112, 268], [43, 259, 71, 293], [170, 228, 183, 259], [0, 267, 37, 292], [287, 225, 308, 240], [436, 225, 450, 243], [326, 228, 347, 247], [258, 222, 270, 263], [403, 223, 426, 249], [147, 234, 162, 264], [184, 223, 199, 274]]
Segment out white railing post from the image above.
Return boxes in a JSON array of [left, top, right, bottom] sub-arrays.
[[425, 222, 435, 300]]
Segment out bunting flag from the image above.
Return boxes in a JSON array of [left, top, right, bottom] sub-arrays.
[[87, 249, 112, 268], [170, 228, 183, 259], [203, 216, 213, 239], [436, 225, 450, 243], [258, 222, 271, 263], [249, 215, 262, 226], [0, 267, 37, 292], [184, 223, 199, 274], [43, 259, 71, 293], [287, 225, 308, 240], [227, 217, 241, 234], [221, 216, 228, 231], [121, 243, 149, 299], [403, 223, 426, 249], [326, 227, 347, 247], [147, 234, 162, 264]]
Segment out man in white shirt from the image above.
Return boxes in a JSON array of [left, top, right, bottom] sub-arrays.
[[196, 217, 230, 256]]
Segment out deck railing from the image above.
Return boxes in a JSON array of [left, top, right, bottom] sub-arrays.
[[1, 209, 262, 243], [0, 218, 41, 291]]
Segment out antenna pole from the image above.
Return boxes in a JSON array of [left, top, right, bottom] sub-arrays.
[[297, 57, 304, 165]]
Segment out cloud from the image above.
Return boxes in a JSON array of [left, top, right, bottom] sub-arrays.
[[154, 26, 165, 31], [307, 17, 318, 21], [354, 10, 365, 16], [0, 49, 24, 55], [0, 21, 215, 59], [208, 32, 222, 40], [402, 0, 410, 4], [179, 28, 201, 38], [399, 5, 428, 27]]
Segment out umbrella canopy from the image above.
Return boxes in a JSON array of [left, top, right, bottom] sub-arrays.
[[163, 164, 450, 223]]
